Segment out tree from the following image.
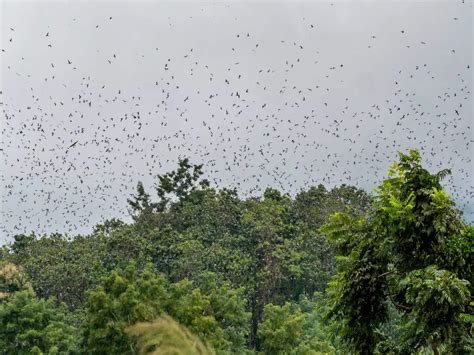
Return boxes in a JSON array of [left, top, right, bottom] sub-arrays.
[[257, 302, 305, 354], [165, 273, 250, 353], [322, 150, 473, 354], [155, 157, 210, 211], [9, 233, 36, 255], [7, 233, 108, 310], [0, 262, 32, 301], [93, 218, 126, 236], [155, 187, 252, 287], [0, 290, 79, 354], [297, 294, 337, 354], [81, 263, 167, 354], [241, 187, 337, 347], [241, 188, 293, 346], [9, 155, 455, 353], [257, 297, 337, 355], [294, 184, 370, 229], [128, 182, 160, 225], [273, 224, 335, 302], [82, 264, 250, 354]]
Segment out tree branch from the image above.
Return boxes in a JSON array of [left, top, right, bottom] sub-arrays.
[[388, 292, 412, 311], [377, 270, 395, 279]]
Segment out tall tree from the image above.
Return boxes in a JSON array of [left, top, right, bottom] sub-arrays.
[[155, 157, 210, 211], [322, 150, 473, 354], [127, 181, 160, 226]]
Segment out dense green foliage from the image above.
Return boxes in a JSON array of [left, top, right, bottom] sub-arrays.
[[0, 151, 471, 354], [82, 263, 249, 354], [322, 150, 473, 354], [0, 290, 79, 354]]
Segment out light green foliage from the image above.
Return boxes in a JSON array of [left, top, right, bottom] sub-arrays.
[[82, 263, 168, 354], [399, 266, 470, 353], [0, 290, 79, 354], [320, 211, 365, 260], [375, 150, 464, 272], [166, 276, 250, 353], [258, 302, 305, 354], [258, 298, 335, 355], [297, 295, 336, 354], [195, 273, 251, 351], [126, 315, 215, 355], [0, 261, 32, 300], [322, 150, 473, 354], [444, 225, 474, 284], [82, 264, 250, 354]]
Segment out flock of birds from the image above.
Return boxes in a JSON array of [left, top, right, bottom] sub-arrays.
[[0, 2, 472, 240]]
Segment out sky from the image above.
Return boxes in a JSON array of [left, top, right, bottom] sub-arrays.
[[0, 0, 472, 243]]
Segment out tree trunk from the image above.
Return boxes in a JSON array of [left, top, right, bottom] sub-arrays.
[[430, 340, 439, 355]]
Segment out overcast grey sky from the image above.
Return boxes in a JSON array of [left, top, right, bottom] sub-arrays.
[[1, 0, 472, 243]]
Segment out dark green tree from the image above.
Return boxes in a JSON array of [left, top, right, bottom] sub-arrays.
[[7, 233, 108, 310], [294, 184, 370, 229], [93, 218, 126, 236], [127, 181, 160, 226], [156, 157, 210, 211]]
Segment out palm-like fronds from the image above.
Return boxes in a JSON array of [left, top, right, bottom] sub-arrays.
[[126, 315, 215, 355], [434, 168, 452, 182]]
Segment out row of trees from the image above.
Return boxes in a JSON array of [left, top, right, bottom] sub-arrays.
[[1, 151, 472, 354]]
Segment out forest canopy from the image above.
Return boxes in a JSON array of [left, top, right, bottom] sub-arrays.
[[0, 150, 472, 354]]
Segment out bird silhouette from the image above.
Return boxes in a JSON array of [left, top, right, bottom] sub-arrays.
[[0, 1, 472, 239]]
